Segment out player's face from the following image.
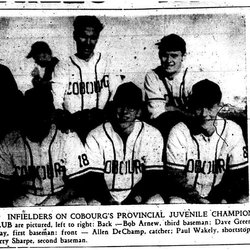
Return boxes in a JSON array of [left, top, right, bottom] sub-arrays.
[[24, 107, 53, 142], [160, 50, 184, 76], [74, 26, 99, 60], [194, 103, 220, 135], [115, 105, 139, 125], [33, 53, 51, 68]]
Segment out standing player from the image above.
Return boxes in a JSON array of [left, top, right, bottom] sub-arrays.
[[82, 82, 165, 205], [26, 41, 59, 90], [0, 87, 88, 207], [52, 16, 120, 142], [144, 34, 195, 141], [166, 79, 248, 204]]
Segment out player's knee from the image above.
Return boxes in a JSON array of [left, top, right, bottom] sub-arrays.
[[145, 194, 164, 204], [169, 196, 187, 204]]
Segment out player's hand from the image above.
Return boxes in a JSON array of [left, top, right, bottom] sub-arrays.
[[165, 105, 180, 112], [38, 195, 60, 206], [31, 67, 40, 77], [108, 197, 120, 205], [87, 199, 101, 206], [236, 196, 249, 203], [198, 198, 210, 204], [133, 195, 143, 204], [169, 196, 187, 204]]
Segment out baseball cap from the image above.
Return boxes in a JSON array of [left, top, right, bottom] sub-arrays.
[[113, 82, 143, 109], [26, 41, 52, 59], [189, 79, 222, 109], [156, 34, 186, 55], [24, 87, 55, 113]]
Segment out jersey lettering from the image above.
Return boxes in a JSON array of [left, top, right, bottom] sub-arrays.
[[14, 162, 66, 180], [67, 75, 109, 95], [78, 154, 89, 167], [243, 146, 248, 159], [104, 160, 143, 175], [186, 159, 226, 174]]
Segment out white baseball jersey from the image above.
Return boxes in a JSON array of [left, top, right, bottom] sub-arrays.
[[166, 117, 248, 198], [0, 125, 87, 198], [52, 52, 120, 113], [144, 66, 193, 119], [84, 120, 164, 203]]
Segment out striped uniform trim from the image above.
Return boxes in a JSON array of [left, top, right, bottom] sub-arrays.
[[229, 161, 248, 170], [145, 165, 164, 171], [67, 167, 104, 179], [166, 161, 186, 170]]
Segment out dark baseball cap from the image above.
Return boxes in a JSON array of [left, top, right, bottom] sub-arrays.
[[156, 34, 186, 55], [189, 79, 222, 109], [113, 82, 143, 109], [26, 41, 52, 59]]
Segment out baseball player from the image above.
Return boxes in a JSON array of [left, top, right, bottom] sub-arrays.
[[0, 64, 23, 141], [144, 34, 197, 142], [0, 87, 88, 207], [26, 41, 59, 90], [52, 16, 120, 142], [82, 82, 165, 205], [166, 79, 248, 204]]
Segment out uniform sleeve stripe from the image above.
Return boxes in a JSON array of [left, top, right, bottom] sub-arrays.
[[229, 161, 248, 170], [148, 98, 166, 101], [0, 173, 12, 181], [166, 161, 186, 170], [67, 167, 104, 179], [145, 166, 164, 171]]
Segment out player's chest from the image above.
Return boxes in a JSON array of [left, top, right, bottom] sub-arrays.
[[185, 135, 228, 174], [12, 140, 66, 180]]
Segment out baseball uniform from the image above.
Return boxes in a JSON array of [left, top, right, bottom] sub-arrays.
[[52, 52, 119, 112], [144, 65, 192, 119], [84, 120, 164, 203], [166, 117, 248, 199], [0, 125, 88, 206]]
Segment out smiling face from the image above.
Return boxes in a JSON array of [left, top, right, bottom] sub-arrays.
[[193, 103, 220, 136], [74, 26, 99, 61], [159, 50, 184, 77]]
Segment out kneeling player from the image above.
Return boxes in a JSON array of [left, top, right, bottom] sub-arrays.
[[166, 79, 248, 204], [0, 88, 87, 206], [83, 82, 165, 205]]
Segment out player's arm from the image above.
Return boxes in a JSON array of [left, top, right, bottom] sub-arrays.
[[122, 168, 164, 205], [166, 124, 202, 203], [144, 71, 167, 119], [209, 122, 248, 203], [123, 129, 165, 204]]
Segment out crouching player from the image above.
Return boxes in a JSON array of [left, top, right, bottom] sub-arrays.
[[166, 79, 248, 204], [83, 82, 165, 205], [0, 88, 88, 206]]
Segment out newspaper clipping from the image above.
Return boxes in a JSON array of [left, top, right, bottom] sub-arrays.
[[0, 1, 249, 249]]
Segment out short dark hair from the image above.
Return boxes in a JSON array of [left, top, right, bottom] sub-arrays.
[[73, 16, 104, 34], [189, 79, 222, 109], [157, 34, 186, 55]]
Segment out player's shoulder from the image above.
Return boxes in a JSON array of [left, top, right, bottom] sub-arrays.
[[87, 122, 107, 138], [222, 117, 244, 135], [140, 121, 163, 137], [0, 130, 23, 147], [145, 68, 159, 80], [168, 122, 190, 139]]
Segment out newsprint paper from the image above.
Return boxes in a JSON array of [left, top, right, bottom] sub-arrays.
[[0, 1, 249, 250]]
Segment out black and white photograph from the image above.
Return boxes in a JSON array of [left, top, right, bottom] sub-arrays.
[[0, 1, 248, 248]]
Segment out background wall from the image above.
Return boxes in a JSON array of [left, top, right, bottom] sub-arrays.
[[0, 14, 246, 109]]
